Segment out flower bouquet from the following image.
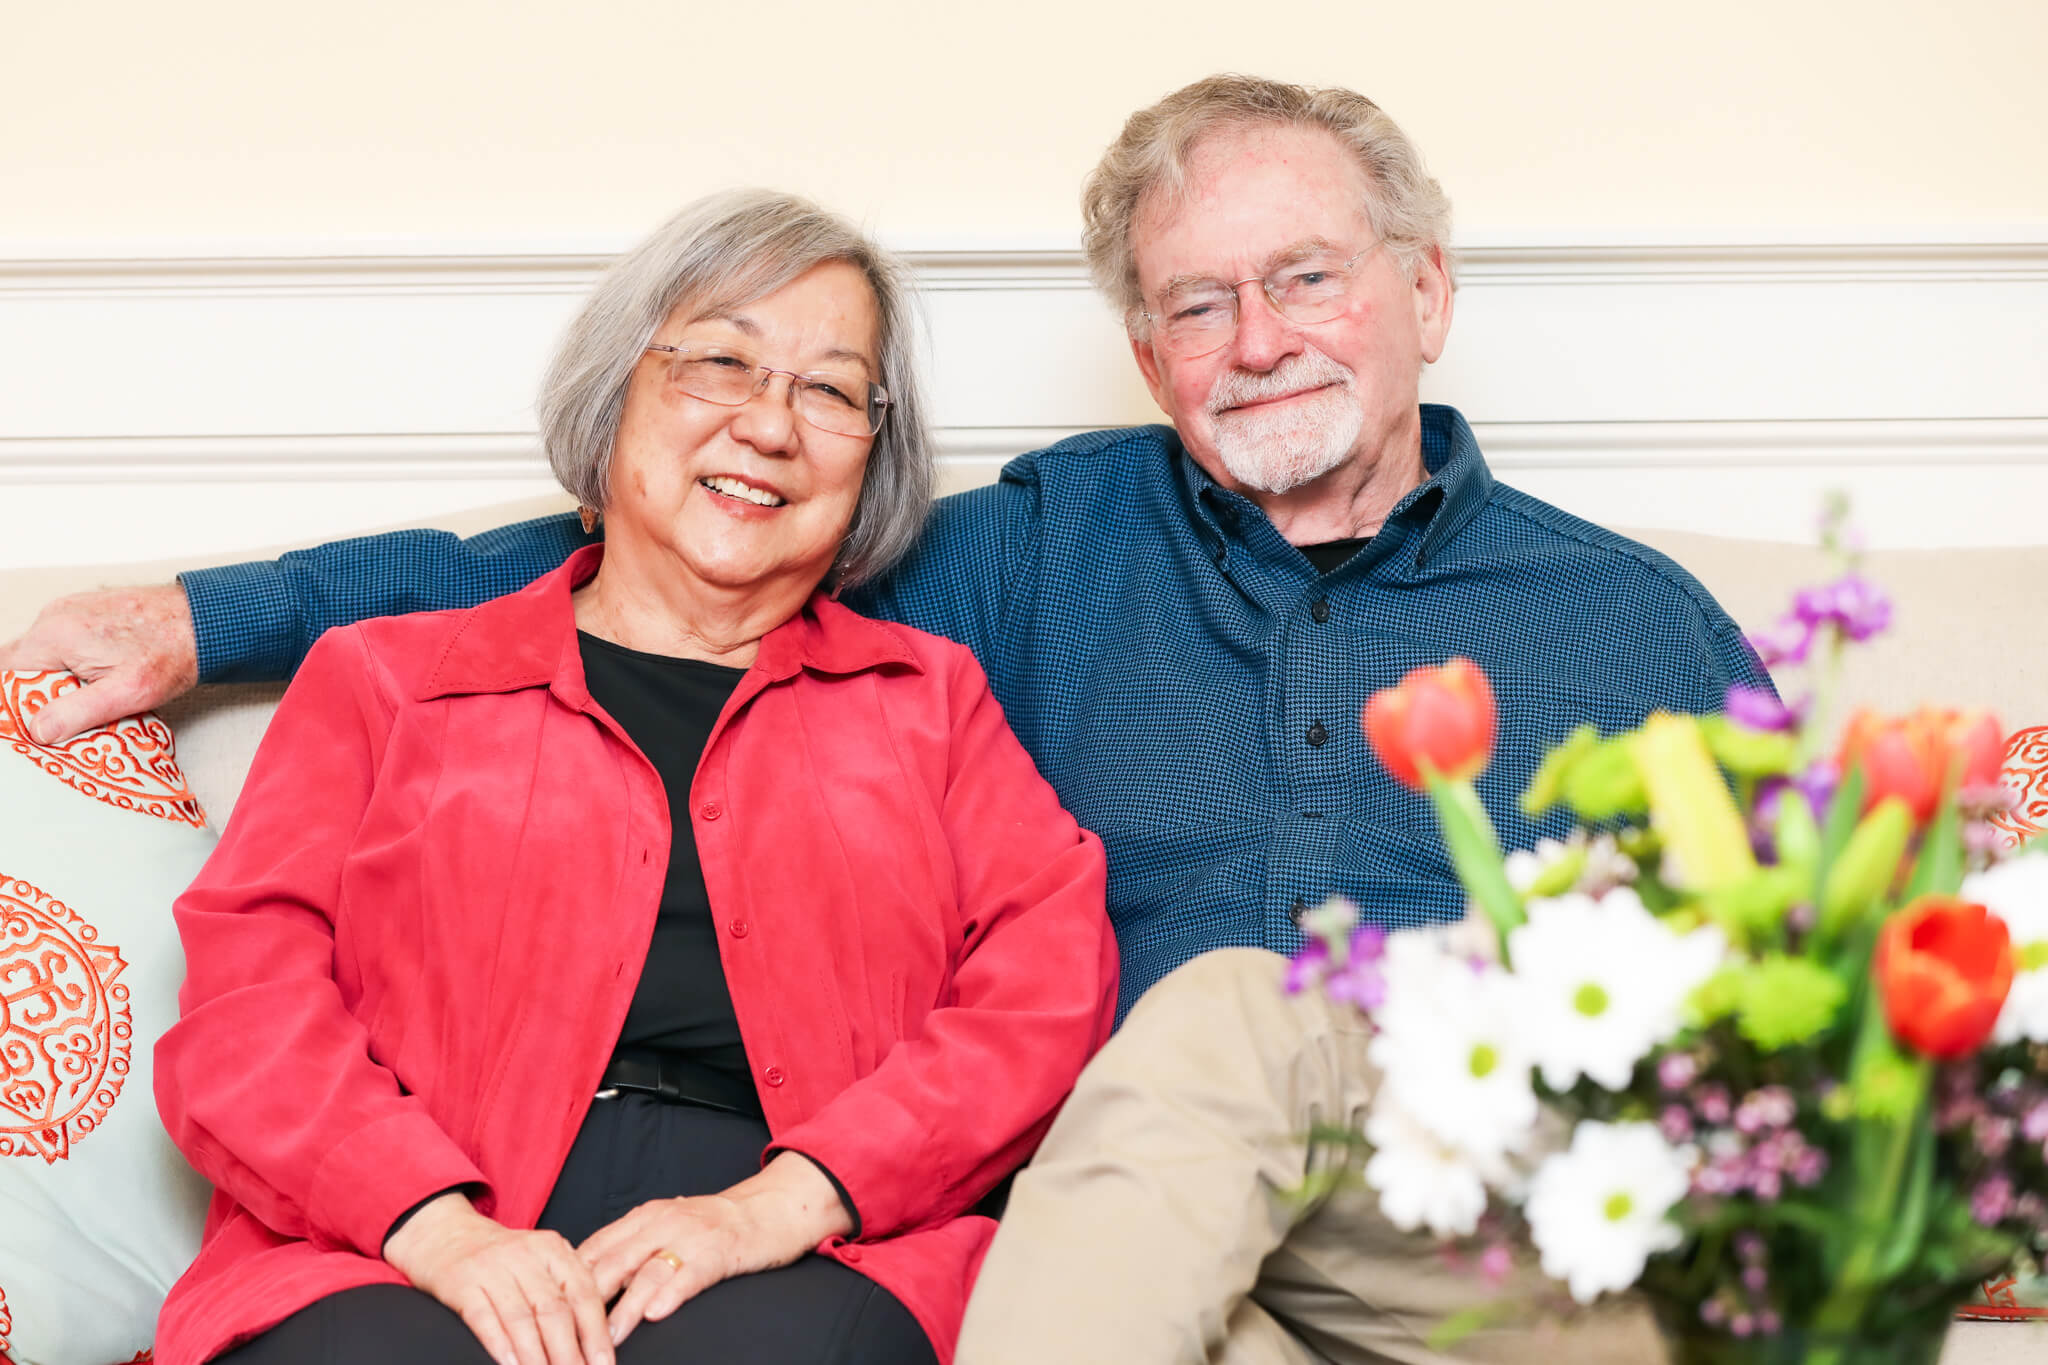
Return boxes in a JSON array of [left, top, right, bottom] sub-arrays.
[[1290, 506, 2046, 1364]]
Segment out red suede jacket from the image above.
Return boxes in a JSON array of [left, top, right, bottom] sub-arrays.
[[153, 546, 1117, 1365]]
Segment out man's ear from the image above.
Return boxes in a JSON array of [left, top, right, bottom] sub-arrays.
[[1129, 327, 1174, 417], [1412, 243, 1454, 366]]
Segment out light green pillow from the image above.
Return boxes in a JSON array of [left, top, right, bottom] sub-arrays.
[[0, 671, 217, 1365]]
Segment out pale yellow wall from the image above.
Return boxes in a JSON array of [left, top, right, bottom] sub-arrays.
[[3, 0, 2044, 245]]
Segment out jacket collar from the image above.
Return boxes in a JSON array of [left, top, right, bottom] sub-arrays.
[[418, 543, 922, 704]]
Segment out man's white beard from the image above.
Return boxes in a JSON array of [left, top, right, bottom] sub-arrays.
[[1206, 350, 1364, 495]]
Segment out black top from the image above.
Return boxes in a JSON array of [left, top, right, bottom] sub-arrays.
[[1299, 537, 1372, 575], [578, 632, 759, 1111]]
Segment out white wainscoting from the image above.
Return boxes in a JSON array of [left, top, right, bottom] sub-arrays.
[[0, 236, 2044, 567]]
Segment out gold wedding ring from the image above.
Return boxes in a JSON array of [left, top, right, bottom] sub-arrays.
[[654, 1250, 684, 1273]]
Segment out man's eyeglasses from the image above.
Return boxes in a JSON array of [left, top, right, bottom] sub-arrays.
[[1140, 242, 1382, 360], [643, 342, 891, 438]]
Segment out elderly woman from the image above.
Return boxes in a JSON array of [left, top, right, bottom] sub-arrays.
[[151, 190, 1118, 1365]]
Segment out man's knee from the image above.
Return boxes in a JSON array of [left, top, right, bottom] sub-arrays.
[[1123, 947, 1290, 1030]]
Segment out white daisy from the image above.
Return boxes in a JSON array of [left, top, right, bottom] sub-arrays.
[[1370, 930, 1539, 1162], [1963, 856, 2048, 1045], [1507, 888, 1727, 1092], [1525, 1120, 1694, 1304], [1363, 1097, 1496, 1238]]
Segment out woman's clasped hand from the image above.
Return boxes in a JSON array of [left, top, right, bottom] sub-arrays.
[[383, 1193, 614, 1365], [384, 1151, 853, 1365]]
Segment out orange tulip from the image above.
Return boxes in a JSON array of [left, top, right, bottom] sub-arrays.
[[1363, 658, 1496, 791], [1874, 896, 2015, 1059], [1837, 707, 2006, 824]]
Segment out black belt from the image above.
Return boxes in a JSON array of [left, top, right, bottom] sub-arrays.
[[597, 1048, 761, 1117]]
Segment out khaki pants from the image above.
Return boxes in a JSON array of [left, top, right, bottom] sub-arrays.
[[955, 949, 1661, 1364]]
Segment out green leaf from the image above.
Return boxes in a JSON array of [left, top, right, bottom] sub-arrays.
[[1735, 954, 1849, 1050], [1817, 798, 1912, 947], [1426, 1300, 1520, 1352], [1902, 785, 1964, 900], [1700, 715, 1802, 778], [1687, 964, 1750, 1028], [1871, 1116, 1937, 1281], [1523, 724, 1602, 818], [1701, 865, 1808, 945], [1818, 764, 1869, 875], [1773, 786, 1822, 877], [1562, 739, 1650, 822], [1425, 773, 1527, 948], [1632, 714, 1757, 891]]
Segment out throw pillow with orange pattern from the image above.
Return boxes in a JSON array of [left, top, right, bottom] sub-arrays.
[[1960, 722, 2048, 1326], [0, 672, 216, 1365]]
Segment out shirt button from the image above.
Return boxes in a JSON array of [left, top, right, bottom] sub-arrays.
[[1311, 598, 1331, 624], [841, 1246, 863, 1263], [729, 919, 750, 939], [763, 1066, 787, 1087], [700, 801, 723, 821], [1305, 720, 1329, 748]]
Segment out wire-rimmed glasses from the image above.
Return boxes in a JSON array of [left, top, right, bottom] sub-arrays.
[[643, 342, 891, 438], [1140, 242, 1382, 359]]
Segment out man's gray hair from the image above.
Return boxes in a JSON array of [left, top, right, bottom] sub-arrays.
[[539, 188, 934, 590], [1080, 74, 1455, 330]]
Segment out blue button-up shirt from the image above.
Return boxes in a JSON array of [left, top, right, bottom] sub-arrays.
[[184, 405, 1765, 1019]]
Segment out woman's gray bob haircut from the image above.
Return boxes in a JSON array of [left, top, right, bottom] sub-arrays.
[[1081, 74, 1455, 330], [538, 188, 934, 591]]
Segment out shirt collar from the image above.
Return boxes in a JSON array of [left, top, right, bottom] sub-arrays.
[[1169, 402, 1494, 571], [418, 543, 922, 704]]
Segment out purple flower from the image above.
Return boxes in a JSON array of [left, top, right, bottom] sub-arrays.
[[1478, 1243, 1513, 1287], [1726, 685, 1805, 733], [1284, 940, 1330, 995], [1742, 1265, 1769, 1294], [1976, 1115, 2016, 1162], [1699, 1299, 1728, 1327], [1659, 1104, 1695, 1144], [1792, 575, 1893, 643], [1758, 1310, 1783, 1336], [1748, 621, 1815, 670], [1735, 1231, 1766, 1264], [1697, 1085, 1732, 1126], [1789, 1144, 1828, 1188], [1731, 1313, 1756, 1339], [2022, 1101, 2048, 1145], [1325, 958, 1387, 1011], [1973, 1175, 2015, 1227], [1659, 1053, 1699, 1092]]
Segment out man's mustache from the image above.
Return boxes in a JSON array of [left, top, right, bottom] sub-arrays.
[[1208, 351, 1357, 415]]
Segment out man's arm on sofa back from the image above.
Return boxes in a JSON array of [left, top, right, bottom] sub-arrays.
[[0, 511, 592, 743], [180, 512, 593, 683]]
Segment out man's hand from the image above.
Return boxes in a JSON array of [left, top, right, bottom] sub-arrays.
[[384, 1192, 614, 1365], [578, 1151, 853, 1346], [0, 584, 199, 743]]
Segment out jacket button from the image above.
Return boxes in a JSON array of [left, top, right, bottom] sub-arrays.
[[730, 919, 750, 939], [1311, 598, 1331, 624], [841, 1246, 863, 1263], [1305, 720, 1329, 748], [763, 1066, 787, 1087], [700, 801, 723, 821]]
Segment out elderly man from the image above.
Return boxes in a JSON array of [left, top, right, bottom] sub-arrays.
[[6, 76, 1757, 1360]]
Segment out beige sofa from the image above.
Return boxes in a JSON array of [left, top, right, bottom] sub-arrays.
[[2, 490, 2044, 1364]]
